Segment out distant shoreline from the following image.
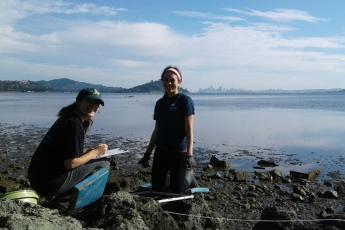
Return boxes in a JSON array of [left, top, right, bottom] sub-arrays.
[[1, 78, 345, 94]]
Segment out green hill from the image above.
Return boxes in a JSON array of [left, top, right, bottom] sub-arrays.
[[0, 78, 189, 93]]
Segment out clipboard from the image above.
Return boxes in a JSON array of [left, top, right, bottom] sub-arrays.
[[97, 148, 129, 158]]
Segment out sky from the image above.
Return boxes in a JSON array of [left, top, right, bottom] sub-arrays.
[[1, 0, 345, 92]]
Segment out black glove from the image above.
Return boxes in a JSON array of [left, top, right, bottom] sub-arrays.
[[186, 155, 197, 168], [138, 153, 151, 167]]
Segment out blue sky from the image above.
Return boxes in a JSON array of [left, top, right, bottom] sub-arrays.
[[1, 0, 345, 91]]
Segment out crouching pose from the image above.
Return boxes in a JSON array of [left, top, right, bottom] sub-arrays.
[[139, 66, 196, 193], [28, 88, 110, 197]]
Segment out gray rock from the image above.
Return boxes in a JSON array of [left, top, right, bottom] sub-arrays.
[[253, 206, 297, 230], [323, 190, 338, 199], [234, 171, 247, 182], [257, 160, 278, 167], [269, 169, 283, 179], [291, 193, 304, 201], [209, 155, 229, 168], [290, 169, 320, 181], [334, 181, 345, 197], [0, 200, 82, 230]]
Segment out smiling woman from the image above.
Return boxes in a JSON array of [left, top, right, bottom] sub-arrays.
[[27, 88, 110, 197]]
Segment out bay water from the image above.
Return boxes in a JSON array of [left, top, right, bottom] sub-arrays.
[[1, 92, 345, 178]]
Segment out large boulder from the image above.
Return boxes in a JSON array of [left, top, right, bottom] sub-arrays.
[[93, 191, 178, 230]]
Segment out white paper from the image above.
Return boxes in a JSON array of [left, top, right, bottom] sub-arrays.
[[97, 148, 128, 158]]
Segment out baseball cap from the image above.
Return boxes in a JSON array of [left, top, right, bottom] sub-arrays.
[[76, 88, 104, 106]]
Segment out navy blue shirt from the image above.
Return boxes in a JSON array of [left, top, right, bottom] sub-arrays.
[[28, 111, 85, 180], [154, 93, 195, 151]]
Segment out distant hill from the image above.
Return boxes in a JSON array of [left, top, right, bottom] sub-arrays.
[[127, 80, 189, 93], [0, 80, 46, 92], [0, 78, 189, 93], [36, 78, 126, 93]]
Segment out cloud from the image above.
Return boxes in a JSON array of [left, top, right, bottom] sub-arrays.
[[225, 8, 322, 23], [0, 0, 123, 25], [173, 10, 244, 22]]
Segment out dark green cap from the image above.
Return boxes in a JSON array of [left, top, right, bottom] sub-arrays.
[[76, 88, 104, 106]]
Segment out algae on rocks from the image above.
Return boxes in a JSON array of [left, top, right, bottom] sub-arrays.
[[0, 200, 82, 230], [94, 191, 178, 230]]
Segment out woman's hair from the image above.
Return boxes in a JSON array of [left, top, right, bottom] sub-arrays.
[[160, 66, 182, 82], [58, 102, 93, 132]]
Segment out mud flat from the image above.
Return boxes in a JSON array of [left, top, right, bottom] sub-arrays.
[[1, 123, 345, 229]]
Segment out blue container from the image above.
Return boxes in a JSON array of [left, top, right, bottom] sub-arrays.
[[71, 168, 109, 209]]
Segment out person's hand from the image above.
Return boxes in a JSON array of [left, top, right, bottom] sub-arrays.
[[138, 153, 151, 167], [186, 155, 197, 168], [95, 144, 108, 157]]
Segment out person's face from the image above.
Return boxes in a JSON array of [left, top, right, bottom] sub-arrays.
[[78, 99, 100, 120], [162, 71, 180, 96]]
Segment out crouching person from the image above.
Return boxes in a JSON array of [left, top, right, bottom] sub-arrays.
[[28, 88, 110, 199]]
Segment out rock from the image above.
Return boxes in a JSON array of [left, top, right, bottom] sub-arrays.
[[240, 202, 251, 209], [290, 169, 320, 181], [234, 171, 247, 182], [307, 192, 316, 202], [319, 207, 335, 218], [207, 171, 223, 179], [209, 155, 229, 168], [246, 192, 258, 198], [291, 193, 304, 202], [298, 179, 311, 186], [253, 206, 297, 230], [257, 160, 278, 167], [323, 190, 338, 199], [253, 166, 265, 170], [324, 180, 333, 187], [256, 172, 272, 182], [269, 169, 283, 179], [0, 200, 82, 229], [334, 181, 345, 197], [164, 194, 224, 230], [235, 185, 244, 191], [293, 185, 307, 197], [282, 176, 292, 183], [248, 185, 256, 191], [96, 191, 178, 230]]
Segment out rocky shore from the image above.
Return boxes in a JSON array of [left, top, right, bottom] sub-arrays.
[[1, 123, 345, 230]]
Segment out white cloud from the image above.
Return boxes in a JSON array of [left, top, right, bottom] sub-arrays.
[[173, 10, 244, 22], [226, 8, 322, 23], [0, 0, 122, 25]]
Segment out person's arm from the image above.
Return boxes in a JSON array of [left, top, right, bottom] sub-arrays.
[[64, 143, 108, 169], [145, 121, 158, 155], [185, 115, 194, 156], [138, 122, 158, 165]]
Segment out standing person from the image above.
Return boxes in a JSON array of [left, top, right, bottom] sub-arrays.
[[138, 66, 196, 193], [28, 88, 110, 197]]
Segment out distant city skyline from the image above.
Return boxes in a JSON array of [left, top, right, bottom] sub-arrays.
[[1, 0, 345, 92]]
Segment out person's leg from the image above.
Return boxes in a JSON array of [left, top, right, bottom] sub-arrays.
[[151, 150, 169, 191], [170, 152, 187, 193], [56, 158, 110, 195]]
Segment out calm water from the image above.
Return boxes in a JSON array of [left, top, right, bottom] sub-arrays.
[[1, 92, 345, 177]]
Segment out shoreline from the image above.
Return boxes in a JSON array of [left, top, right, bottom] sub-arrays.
[[1, 123, 345, 229]]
